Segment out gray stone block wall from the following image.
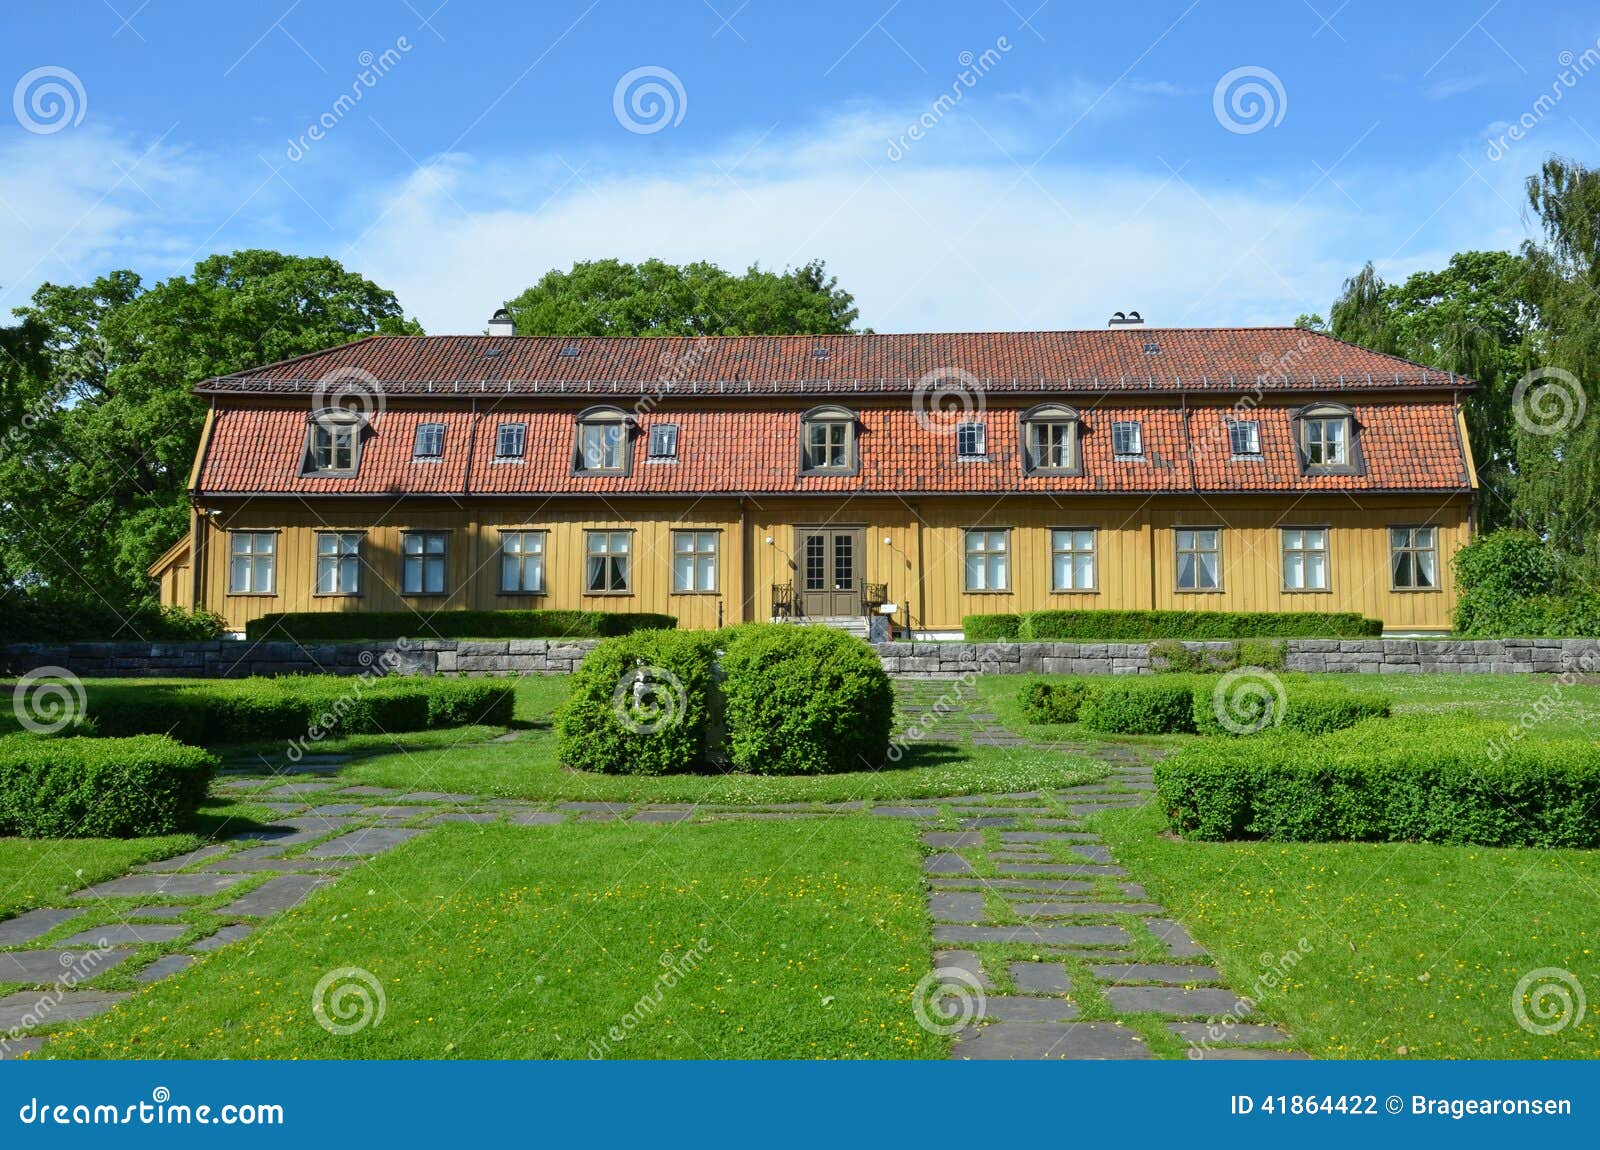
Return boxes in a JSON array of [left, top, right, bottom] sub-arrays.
[[7, 637, 1600, 680]]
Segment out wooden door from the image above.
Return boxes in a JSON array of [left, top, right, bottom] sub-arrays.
[[796, 527, 865, 616]]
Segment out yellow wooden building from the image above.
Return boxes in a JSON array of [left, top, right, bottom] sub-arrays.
[[153, 325, 1477, 636]]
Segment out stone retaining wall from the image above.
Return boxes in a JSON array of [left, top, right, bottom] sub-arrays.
[[6, 637, 1600, 680]]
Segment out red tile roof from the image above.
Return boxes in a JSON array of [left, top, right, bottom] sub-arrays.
[[194, 328, 1474, 398], [195, 400, 1472, 497]]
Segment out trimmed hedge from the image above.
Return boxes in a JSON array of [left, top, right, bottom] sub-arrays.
[[1078, 678, 1197, 734], [0, 734, 216, 837], [245, 610, 676, 642], [1192, 679, 1391, 736], [1020, 678, 1089, 724], [554, 630, 719, 776], [961, 609, 1381, 641], [87, 677, 515, 743], [1148, 638, 1285, 673], [1156, 718, 1600, 847], [718, 624, 895, 775], [0, 594, 225, 644], [962, 613, 1022, 641]]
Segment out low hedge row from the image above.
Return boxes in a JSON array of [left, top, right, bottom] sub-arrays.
[[555, 625, 894, 776], [88, 677, 515, 743], [1020, 674, 1390, 737], [962, 609, 1382, 641], [1156, 718, 1600, 847], [0, 595, 225, 643], [0, 733, 216, 837], [245, 610, 676, 642]]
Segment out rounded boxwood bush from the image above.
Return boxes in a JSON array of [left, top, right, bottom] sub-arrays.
[[0, 734, 216, 837], [718, 624, 895, 775], [555, 630, 718, 775], [1078, 678, 1196, 734], [1020, 678, 1089, 724]]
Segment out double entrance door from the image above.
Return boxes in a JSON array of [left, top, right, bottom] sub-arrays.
[[796, 527, 865, 617]]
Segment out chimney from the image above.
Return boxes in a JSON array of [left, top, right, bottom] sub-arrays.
[[487, 307, 515, 337], [1108, 310, 1144, 327]]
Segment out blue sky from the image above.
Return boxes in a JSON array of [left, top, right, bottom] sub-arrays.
[[4, 0, 1600, 334]]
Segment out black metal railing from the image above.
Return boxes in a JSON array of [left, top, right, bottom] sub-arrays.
[[771, 582, 799, 620], [862, 582, 888, 616]]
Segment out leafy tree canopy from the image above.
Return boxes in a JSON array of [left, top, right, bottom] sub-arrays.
[[505, 258, 858, 336]]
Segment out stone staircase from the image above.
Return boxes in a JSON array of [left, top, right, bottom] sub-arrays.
[[770, 615, 870, 640]]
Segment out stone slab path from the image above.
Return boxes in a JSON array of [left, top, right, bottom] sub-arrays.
[[0, 680, 1305, 1062]]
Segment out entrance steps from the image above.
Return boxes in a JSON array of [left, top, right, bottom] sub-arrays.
[[769, 615, 871, 640]]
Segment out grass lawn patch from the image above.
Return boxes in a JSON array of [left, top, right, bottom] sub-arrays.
[[1094, 803, 1600, 1059], [46, 818, 941, 1060], [0, 835, 200, 920]]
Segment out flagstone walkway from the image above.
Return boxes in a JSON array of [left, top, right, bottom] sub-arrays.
[[0, 680, 1305, 1061]]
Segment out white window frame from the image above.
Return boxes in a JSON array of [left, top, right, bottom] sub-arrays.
[[647, 424, 679, 459], [314, 532, 363, 596], [1302, 416, 1348, 466], [412, 423, 445, 460], [1111, 421, 1143, 458], [227, 531, 277, 595], [956, 421, 986, 459], [671, 530, 719, 593], [1281, 527, 1329, 592], [1050, 528, 1098, 592], [1228, 419, 1261, 457], [499, 530, 547, 594], [495, 423, 526, 459]]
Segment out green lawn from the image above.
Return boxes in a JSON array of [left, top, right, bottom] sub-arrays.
[[44, 818, 941, 1060], [1095, 802, 1600, 1059], [0, 835, 201, 919]]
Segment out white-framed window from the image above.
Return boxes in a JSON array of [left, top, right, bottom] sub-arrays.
[[1111, 421, 1143, 458], [963, 529, 1010, 592], [1390, 526, 1439, 590], [1050, 528, 1097, 591], [1175, 527, 1222, 591], [227, 531, 276, 594], [648, 424, 679, 458], [581, 423, 627, 470], [412, 423, 445, 459], [1302, 417, 1348, 466], [1228, 420, 1261, 457], [956, 421, 986, 459], [499, 530, 546, 594], [304, 411, 361, 474], [401, 531, 448, 595], [495, 423, 526, 458], [314, 532, 362, 596], [671, 530, 718, 593], [1281, 527, 1328, 591], [1020, 404, 1080, 473], [585, 531, 632, 593]]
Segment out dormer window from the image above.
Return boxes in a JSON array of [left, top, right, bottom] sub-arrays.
[[575, 407, 633, 474], [1020, 403, 1081, 475], [412, 422, 445, 460], [1111, 420, 1143, 458], [495, 423, 526, 459], [302, 409, 363, 476], [647, 424, 679, 459], [1228, 419, 1261, 457], [1295, 403, 1360, 474], [800, 405, 858, 473]]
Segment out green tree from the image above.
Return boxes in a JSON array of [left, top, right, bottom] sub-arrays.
[[1, 250, 420, 614], [505, 258, 858, 336]]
